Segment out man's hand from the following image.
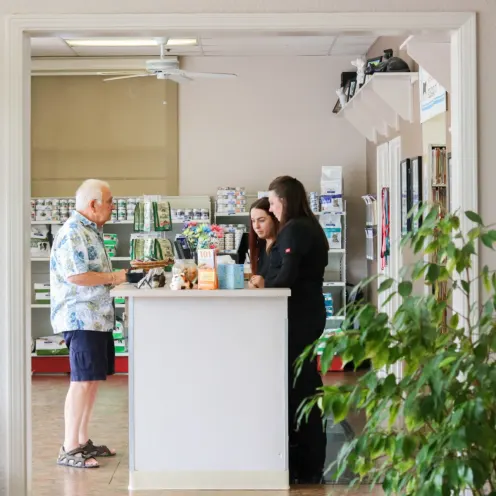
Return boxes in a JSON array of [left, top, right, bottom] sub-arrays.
[[249, 275, 265, 289]]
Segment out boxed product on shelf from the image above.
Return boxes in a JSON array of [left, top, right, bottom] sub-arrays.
[[320, 166, 343, 195], [216, 187, 246, 214], [320, 213, 342, 249], [309, 192, 320, 213], [320, 193, 343, 214], [32, 197, 73, 223], [171, 208, 210, 222], [320, 166, 343, 214], [35, 335, 68, 356], [106, 246, 117, 258], [113, 320, 125, 340], [114, 339, 127, 354], [324, 293, 334, 317], [31, 225, 50, 257], [105, 233, 118, 257], [34, 283, 50, 303]]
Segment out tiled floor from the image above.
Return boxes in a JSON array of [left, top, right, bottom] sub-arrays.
[[31, 374, 383, 496]]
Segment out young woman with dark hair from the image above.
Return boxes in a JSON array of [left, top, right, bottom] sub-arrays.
[[262, 175, 329, 484], [247, 198, 278, 288]]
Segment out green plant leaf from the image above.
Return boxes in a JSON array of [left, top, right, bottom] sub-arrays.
[[426, 263, 440, 283], [461, 280, 470, 293], [481, 233, 494, 250], [488, 229, 496, 241], [439, 355, 457, 368], [449, 313, 459, 329], [398, 281, 413, 297], [378, 278, 394, 293], [465, 210, 483, 225], [331, 397, 349, 423]]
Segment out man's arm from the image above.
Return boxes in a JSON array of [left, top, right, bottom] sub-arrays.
[[68, 270, 127, 287]]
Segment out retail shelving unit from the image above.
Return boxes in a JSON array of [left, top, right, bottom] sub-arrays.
[[318, 202, 347, 372], [426, 145, 450, 327], [30, 195, 211, 375]]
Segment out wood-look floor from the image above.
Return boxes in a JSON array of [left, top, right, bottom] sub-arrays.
[[32, 374, 383, 496]]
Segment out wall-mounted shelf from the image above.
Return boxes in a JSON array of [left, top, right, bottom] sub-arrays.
[[337, 72, 419, 143], [401, 34, 450, 93]]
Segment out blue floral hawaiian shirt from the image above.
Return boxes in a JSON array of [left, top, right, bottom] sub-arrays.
[[50, 211, 114, 334]]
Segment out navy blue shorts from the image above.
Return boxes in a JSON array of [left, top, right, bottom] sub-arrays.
[[63, 330, 115, 382]]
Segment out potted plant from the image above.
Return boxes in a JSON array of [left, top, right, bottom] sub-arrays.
[[297, 206, 496, 495]]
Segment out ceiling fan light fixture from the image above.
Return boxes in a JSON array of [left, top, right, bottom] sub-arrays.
[[165, 38, 198, 46], [66, 38, 158, 47]]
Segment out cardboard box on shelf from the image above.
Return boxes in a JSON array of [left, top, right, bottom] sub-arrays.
[[113, 321, 125, 340], [34, 283, 50, 303], [35, 336, 68, 356], [114, 339, 127, 354]]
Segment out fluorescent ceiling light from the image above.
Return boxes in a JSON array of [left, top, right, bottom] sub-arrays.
[[166, 38, 197, 46], [66, 39, 157, 47]]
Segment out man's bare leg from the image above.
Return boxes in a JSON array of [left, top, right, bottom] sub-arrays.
[[78, 382, 98, 446], [63, 381, 98, 467]]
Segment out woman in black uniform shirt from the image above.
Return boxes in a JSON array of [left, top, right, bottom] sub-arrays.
[[257, 176, 329, 484], [248, 197, 279, 283]]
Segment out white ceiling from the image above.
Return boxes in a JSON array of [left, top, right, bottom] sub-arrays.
[[30, 34, 378, 58]]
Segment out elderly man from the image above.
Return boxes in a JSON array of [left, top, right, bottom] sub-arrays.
[[51, 179, 127, 469]]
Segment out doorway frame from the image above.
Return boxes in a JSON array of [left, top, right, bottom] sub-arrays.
[[1, 11, 477, 495]]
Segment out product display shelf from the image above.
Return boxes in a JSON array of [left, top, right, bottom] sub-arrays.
[[214, 193, 257, 221], [427, 145, 450, 327], [30, 194, 211, 375], [319, 201, 347, 372]]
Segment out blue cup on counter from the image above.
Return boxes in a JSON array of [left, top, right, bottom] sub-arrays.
[[218, 264, 244, 289]]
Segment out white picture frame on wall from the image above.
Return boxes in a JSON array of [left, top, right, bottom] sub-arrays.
[[419, 66, 448, 123]]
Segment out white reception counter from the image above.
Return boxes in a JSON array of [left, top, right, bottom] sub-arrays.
[[111, 284, 291, 491]]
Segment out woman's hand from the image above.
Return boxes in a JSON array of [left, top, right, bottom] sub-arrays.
[[250, 275, 265, 289]]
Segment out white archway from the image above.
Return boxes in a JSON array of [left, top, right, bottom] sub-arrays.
[[0, 12, 477, 495]]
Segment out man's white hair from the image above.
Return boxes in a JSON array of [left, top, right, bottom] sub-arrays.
[[75, 179, 110, 211]]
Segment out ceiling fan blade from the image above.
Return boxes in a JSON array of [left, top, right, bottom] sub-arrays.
[[167, 74, 194, 84], [181, 71, 237, 79], [103, 74, 151, 82], [98, 71, 144, 76]]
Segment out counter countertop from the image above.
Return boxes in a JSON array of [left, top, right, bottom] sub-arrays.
[[111, 284, 290, 298]]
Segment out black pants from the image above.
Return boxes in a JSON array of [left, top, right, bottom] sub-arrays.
[[287, 318, 327, 480]]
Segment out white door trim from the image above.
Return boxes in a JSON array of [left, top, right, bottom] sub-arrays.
[[0, 11, 478, 496]]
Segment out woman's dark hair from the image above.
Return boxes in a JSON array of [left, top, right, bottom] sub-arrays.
[[268, 175, 329, 250], [249, 197, 278, 275]]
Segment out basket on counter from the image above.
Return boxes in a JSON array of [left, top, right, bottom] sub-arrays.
[[130, 258, 174, 271]]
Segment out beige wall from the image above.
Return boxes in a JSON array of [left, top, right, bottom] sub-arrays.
[[179, 55, 368, 283], [31, 76, 178, 197]]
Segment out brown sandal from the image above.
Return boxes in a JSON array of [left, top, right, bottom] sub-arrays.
[[57, 446, 99, 468], [80, 438, 116, 457]]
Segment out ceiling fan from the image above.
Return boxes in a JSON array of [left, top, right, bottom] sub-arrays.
[[100, 39, 237, 84]]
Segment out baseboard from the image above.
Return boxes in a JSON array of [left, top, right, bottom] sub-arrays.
[[129, 469, 289, 491]]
